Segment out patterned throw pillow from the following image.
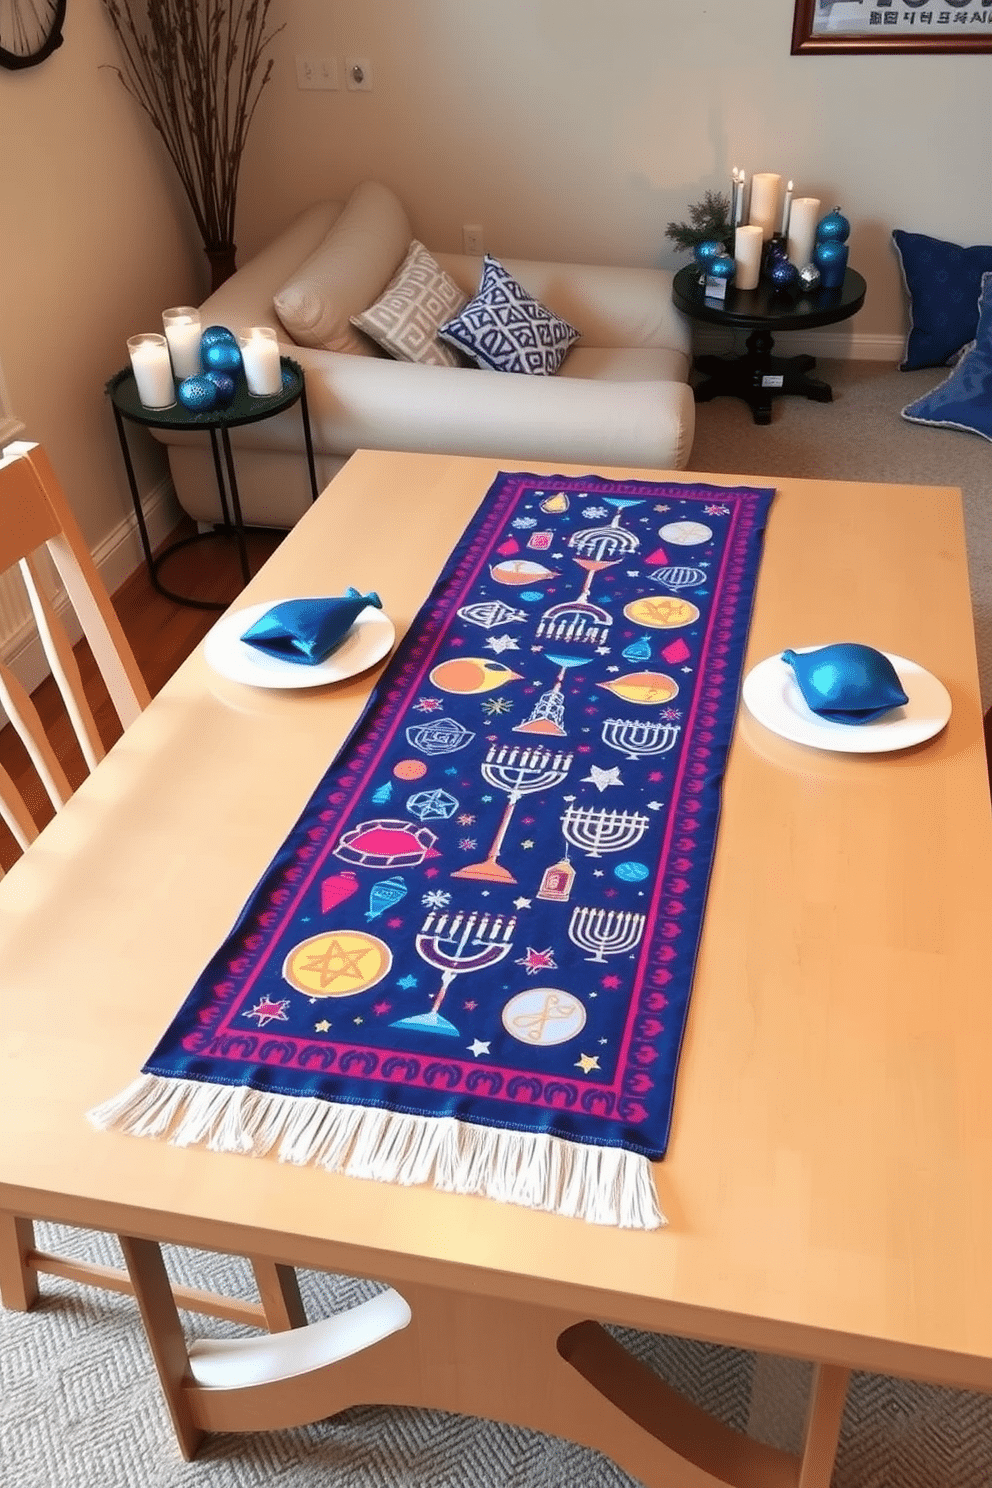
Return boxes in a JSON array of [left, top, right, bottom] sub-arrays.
[[350, 240, 468, 367], [902, 272, 992, 441], [438, 255, 580, 375], [893, 228, 992, 371]]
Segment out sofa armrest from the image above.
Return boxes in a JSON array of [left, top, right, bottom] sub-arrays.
[[187, 348, 694, 472], [432, 253, 693, 357]]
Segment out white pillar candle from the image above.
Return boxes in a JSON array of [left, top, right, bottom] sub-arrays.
[[127, 334, 176, 409], [734, 225, 763, 292], [735, 171, 747, 226], [162, 306, 202, 381], [787, 197, 821, 269], [238, 326, 282, 396], [748, 172, 782, 242]]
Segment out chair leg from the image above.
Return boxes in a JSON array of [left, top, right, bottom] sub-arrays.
[[250, 1259, 307, 1331], [119, 1235, 205, 1461], [0, 1214, 40, 1311]]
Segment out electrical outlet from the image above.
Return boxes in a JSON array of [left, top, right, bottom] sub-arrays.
[[462, 224, 484, 256], [345, 57, 373, 91], [296, 54, 338, 90]]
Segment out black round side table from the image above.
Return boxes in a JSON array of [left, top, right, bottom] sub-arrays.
[[107, 356, 319, 610], [672, 265, 867, 426]]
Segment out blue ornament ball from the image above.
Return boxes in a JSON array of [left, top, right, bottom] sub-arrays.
[[694, 238, 724, 269], [813, 238, 849, 289], [769, 259, 800, 294], [177, 375, 219, 413], [815, 208, 850, 244], [203, 340, 243, 375], [200, 324, 237, 349], [708, 253, 736, 281], [204, 370, 236, 407]]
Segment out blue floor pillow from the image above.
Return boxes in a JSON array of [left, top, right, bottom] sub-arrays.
[[893, 229, 992, 371], [902, 271, 992, 441]]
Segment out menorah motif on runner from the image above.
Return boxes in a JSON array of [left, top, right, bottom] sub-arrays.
[[537, 555, 616, 646], [650, 565, 707, 591], [568, 906, 647, 963], [601, 718, 681, 760], [568, 496, 644, 563], [514, 654, 586, 737], [560, 805, 650, 857], [393, 910, 517, 1037], [453, 745, 573, 884]]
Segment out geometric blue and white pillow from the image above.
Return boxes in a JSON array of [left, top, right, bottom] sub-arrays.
[[902, 271, 992, 442], [439, 255, 580, 375]]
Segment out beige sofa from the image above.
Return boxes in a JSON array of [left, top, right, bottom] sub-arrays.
[[161, 183, 696, 529]]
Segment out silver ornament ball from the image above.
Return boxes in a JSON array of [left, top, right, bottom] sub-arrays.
[[798, 263, 821, 291]]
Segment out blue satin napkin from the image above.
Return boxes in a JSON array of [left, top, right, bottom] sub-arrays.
[[241, 589, 382, 665], [782, 643, 909, 725]]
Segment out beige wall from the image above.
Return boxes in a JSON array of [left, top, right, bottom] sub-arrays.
[[0, 0, 201, 560], [2, 0, 990, 573]]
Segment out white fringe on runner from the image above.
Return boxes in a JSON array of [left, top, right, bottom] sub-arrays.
[[88, 1074, 666, 1231]]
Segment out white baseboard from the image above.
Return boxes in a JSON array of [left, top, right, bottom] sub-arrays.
[[2, 476, 181, 696], [693, 327, 904, 363]]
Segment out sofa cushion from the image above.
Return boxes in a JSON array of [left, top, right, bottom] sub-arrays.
[[901, 271, 992, 441], [892, 228, 992, 371], [558, 345, 690, 384], [350, 239, 468, 367], [273, 181, 412, 356], [438, 255, 580, 374]]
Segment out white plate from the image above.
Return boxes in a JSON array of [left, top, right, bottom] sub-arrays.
[[204, 598, 395, 690], [742, 649, 951, 754]]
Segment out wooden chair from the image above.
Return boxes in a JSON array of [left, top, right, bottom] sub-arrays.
[[0, 440, 308, 1337]]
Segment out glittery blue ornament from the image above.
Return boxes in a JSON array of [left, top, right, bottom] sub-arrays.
[[200, 324, 237, 349], [815, 208, 850, 244], [694, 239, 724, 271], [813, 238, 849, 289], [708, 253, 735, 281], [203, 340, 243, 375], [204, 370, 236, 407], [177, 375, 220, 413], [769, 259, 800, 295], [281, 366, 296, 391]]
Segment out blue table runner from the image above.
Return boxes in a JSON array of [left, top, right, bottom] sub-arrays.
[[91, 471, 774, 1228]]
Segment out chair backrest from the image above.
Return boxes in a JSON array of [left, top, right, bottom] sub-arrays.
[[0, 440, 150, 858]]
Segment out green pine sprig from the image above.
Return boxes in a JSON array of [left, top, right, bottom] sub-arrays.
[[665, 191, 733, 255]]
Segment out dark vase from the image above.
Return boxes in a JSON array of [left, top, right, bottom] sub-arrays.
[[205, 242, 238, 292]]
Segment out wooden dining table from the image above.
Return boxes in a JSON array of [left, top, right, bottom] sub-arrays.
[[1, 449, 991, 1487]]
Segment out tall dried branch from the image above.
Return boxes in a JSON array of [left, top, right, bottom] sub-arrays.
[[100, 0, 283, 251]]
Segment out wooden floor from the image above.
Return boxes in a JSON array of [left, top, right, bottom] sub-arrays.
[[0, 521, 284, 870]]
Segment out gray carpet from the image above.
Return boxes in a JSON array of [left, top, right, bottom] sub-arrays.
[[4, 365, 991, 1485], [687, 356, 992, 709]]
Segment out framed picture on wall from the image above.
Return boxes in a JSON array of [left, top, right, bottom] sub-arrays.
[[792, 0, 992, 54]]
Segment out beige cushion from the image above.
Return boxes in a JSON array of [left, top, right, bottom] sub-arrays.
[[350, 240, 468, 367], [273, 182, 412, 355]]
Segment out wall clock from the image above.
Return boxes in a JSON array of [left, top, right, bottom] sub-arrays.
[[0, 0, 66, 70]]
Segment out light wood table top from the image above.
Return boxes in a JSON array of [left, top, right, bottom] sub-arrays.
[[2, 450, 991, 1394]]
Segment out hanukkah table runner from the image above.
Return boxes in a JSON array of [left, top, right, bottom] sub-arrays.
[[91, 471, 774, 1229]]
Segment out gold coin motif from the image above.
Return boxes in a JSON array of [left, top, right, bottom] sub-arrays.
[[624, 596, 700, 630], [282, 930, 392, 999], [502, 988, 586, 1046]]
